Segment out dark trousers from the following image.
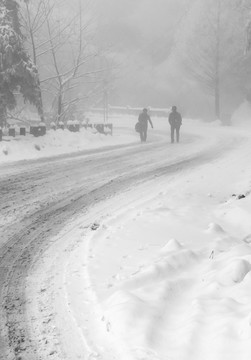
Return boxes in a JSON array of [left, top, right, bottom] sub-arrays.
[[140, 126, 148, 142], [171, 125, 180, 143]]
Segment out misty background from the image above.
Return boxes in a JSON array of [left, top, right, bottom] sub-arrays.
[[95, 0, 191, 109], [4, 0, 251, 124], [94, 0, 251, 120]]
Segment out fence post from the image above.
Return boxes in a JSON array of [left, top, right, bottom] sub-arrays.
[[20, 127, 26, 136], [9, 128, 15, 137]]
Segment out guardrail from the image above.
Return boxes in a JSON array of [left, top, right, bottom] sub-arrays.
[[0, 122, 113, 142], [0, 127, 28, 141]]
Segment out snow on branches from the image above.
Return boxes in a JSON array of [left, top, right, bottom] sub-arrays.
[[0, 0, 43, 126]]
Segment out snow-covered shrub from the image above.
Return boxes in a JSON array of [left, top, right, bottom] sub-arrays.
[[2, 146, 8, 155]]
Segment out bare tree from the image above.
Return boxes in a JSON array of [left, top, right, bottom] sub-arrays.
[[21, 0, 109, 123], [179, 0, 243, 120]]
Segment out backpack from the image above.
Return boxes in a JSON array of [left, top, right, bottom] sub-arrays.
[[135, 122, 141, 133]]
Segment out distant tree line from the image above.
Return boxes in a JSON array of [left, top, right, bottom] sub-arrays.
[[2, 0, 251, 125], [177, 0, 251, 122]]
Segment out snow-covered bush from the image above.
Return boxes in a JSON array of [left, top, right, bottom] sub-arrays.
[[34, 144, 40, 151], [2, 146, 8, 155]]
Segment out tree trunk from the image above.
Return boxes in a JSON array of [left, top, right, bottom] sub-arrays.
[[215, 0, 221, 120], [57, 92, 63, 124], [215, 74, 220, 120], [0, 106, 7, 128], [25, 2, 45, 123]]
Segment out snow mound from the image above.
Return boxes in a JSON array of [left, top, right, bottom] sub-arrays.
[[231, 101, 251, 127], [218, 207, 251, 237], [205, 222, 226, 235], [239, 313, 251, 340], [103, 290, 154, 347], [228, 244, 251, 257], [206, 223, 240, 254], [218, 259, 251, 286], [243, 234, 251, 244], [2, 145, 8, 155], [123, 249, 197, 291], [160, 238, 183, 254], [213, 236, 239, 253]]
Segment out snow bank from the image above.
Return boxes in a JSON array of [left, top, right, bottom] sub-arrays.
[[231, 101, 251, 127], [16, 113, 251, 359], [101, 206, 251, 359], [80, 128, 251, 359], [0, 127, 137, 163]]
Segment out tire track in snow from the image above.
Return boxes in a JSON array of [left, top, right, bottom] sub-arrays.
[[0, 131, 245, 359]]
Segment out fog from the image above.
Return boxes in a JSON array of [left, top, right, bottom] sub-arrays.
[[17, 0, 250, 121], [95, 0, 190, 109], [93, 0, 249, 120]]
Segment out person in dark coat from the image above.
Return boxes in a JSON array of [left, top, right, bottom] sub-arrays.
[[168, 105, 182, 143], [138, 108, 153, 142]]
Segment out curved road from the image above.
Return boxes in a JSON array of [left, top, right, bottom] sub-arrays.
[[0, 129, 240, 359]]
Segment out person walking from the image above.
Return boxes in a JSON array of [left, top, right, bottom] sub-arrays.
[[168, 106, 182, 143], [138, 108, 153, 142]]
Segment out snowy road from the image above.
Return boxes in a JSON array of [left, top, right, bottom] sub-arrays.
[[0, 124, 247, 359]]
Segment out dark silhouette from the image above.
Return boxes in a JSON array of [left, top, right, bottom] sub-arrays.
[[138, 108, 153, 142], [168, 106, 182, 143]]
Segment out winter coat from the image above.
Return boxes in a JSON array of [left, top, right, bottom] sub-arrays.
[[138, 112, 153, 129], [168, 111, 182, 127]]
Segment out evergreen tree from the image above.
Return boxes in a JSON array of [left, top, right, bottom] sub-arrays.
[[0, 0, 43, 127]]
